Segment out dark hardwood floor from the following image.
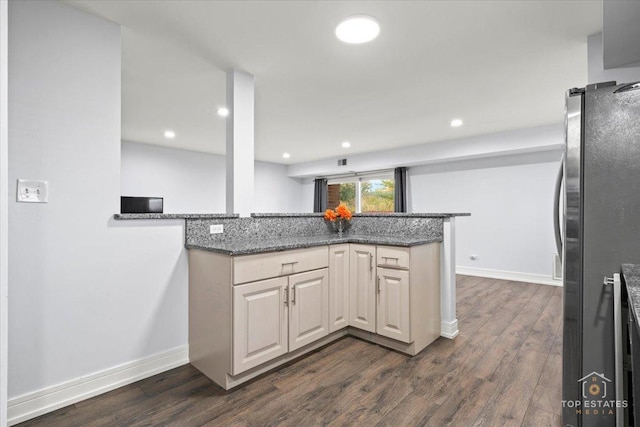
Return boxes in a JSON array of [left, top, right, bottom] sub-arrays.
[[19, 275, 563, 426]]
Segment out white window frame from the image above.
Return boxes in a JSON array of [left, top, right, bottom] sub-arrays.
[[327, 172, 394, 214]]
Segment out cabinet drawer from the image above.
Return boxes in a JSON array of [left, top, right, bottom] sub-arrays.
[[377, 246, 410, 270], [233, 246, 329, 285]]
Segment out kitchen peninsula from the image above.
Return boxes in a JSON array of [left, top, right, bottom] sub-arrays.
[[181, 212, 469, 389], [114, 212, 468, 389]]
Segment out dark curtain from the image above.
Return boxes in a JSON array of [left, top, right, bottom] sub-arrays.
[[313, 178, 328, 212], [394, 167, 407, 212]]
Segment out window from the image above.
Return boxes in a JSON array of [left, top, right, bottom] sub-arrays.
[[327, 174, 394, 213], [328, 181, 356, 212], [361, 178, 394, 212]]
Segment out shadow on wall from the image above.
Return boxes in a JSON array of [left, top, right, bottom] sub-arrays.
[[106, 216, 189, 358], [136, 248, 189, 358], [106, 217, 186, 229], [409, 150, 563, 176]]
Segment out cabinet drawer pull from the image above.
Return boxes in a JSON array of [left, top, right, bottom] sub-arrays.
[[284, 287, 289, 307], [376, 276, 381, 294], [382, 256, 399, 262], [369, 253, 373, 271], [291, 285, 296, 304], [281, 261, 299, 267]]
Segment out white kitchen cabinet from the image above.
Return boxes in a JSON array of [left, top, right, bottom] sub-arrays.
[[376, 267, 411, 343], [189, 247, 335, 389], [349, 244, 376, 333], [189, 241, 440, 390], [232, 277, 288, 375], [288, 268, 329, 351], [329, 244, 350, 332], [349, 243, 441, 356]]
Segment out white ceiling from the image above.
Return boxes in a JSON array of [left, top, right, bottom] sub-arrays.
[[63, 0, 602, 164]]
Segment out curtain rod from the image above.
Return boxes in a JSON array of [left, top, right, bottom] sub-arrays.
[[317, 168, 396, 181]]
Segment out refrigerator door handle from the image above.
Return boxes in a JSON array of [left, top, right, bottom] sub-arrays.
[[553, 153, 564, 257], [604, 273, 624, 427]]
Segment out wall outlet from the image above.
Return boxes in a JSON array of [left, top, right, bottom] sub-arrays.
[[210, 224, 224, 234], [470, 254, 480, 261], [17, 179, 48, 203]]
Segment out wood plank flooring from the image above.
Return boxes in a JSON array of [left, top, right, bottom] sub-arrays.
[[18, 276, 563, 427]]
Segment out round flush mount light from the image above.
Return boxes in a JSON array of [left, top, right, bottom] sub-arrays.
[[450, 119, 463, 127], [341, 141, 351, 148], [335, 15, 380, 44], [217, 107, 229, 117], [164, 130, 176, 139], [282, 153, 291, 159]]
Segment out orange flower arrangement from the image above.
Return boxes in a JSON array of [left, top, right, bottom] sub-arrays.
[[324, 203, 352, 222]]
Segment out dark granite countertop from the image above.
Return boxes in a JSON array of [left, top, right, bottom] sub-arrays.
[[186, 233, 442, 256], [114, 213, 239, 220], [623, 264, 640, 325], [251, 212, 470, 218]]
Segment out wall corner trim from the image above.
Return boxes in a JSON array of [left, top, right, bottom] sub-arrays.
[[440, 320, 459, 339], [456, 266, 562, 287], [7, 346, 189, 426]]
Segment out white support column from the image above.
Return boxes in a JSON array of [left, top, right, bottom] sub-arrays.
[[0, 0, 9, 424], [440, 217, 459, 339], [225, 70, 254, 217]]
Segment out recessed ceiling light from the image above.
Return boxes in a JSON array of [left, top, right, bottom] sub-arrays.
[[217, 107, 229, 117], [450, 119, 463, 127], [164, 130, 176, 139], [342, 141, 351, 148], [336, 15, 380, 44], [282, 153, 291, 159]]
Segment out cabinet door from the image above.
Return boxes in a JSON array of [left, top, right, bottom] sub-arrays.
[[349, 244, 376, 332], [289, 268, 329, 351], [232, 277, 288, 375], [377, 267, 412, 343], [329, 245, 350, 333]]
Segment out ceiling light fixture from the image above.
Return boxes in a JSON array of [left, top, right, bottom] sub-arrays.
[[282, 153, 291, 159], [342, 141, 351, 148], [217, 107, 229, 117], [335, 15, 380, 44], [164, 130, 176, 139], [450, 119, 463, 127]]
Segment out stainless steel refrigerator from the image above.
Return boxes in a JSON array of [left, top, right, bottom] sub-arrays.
[[556, 81, 640, 427]]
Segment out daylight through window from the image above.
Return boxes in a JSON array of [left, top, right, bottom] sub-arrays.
[[327, 175, 394, 213]]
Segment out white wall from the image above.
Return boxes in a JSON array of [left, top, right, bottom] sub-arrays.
[[8, 4, 306, 421], [121, 141, 225, 213], [1, 0, 9, 424], [410, 150, 562, 280], [8, 0, 188, 419], [301, 180, 315, 212], [121, 141, 304, 213], [295, 125, 564, 282], [254, 161, 304, 213], [588, 33, 640, 85]]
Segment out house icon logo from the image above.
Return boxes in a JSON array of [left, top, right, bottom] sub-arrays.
[[578, 372, 611, 399]]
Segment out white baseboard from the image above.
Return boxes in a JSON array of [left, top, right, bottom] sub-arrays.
[[7, 345, 189, 426], [440, 320, 459, 339], [456, 265, 562, 287]]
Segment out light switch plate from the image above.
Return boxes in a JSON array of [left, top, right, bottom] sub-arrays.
[[17, 179, 48, 203], [210, 224, 224, 234]]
